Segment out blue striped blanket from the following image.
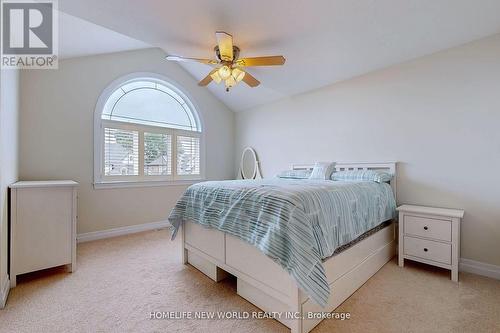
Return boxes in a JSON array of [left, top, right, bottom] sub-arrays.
[[168, 179, 396, 307]]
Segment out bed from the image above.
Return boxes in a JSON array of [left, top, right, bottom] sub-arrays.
[[169, 162, 397, 333]]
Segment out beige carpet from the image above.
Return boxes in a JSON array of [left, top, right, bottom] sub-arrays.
[[1, 229, 499, 333]]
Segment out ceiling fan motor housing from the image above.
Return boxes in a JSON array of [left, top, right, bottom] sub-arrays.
[[214, 45, 240, 62]]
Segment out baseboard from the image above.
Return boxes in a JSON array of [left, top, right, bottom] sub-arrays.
[[459, 258, 500, 280], [1, 275, 10, 309], [77, 220, 170, 243]]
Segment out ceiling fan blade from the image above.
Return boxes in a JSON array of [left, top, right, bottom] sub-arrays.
[[241, 70, 260, 87], [198, 69, 218, 86], [165, 55, 218, 65], [216, 31, 234, 61], [235, 56, 285, 67]]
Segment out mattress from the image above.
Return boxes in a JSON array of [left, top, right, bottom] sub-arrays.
[[327, 220, 393, 260], [168, 178, 396, 307]]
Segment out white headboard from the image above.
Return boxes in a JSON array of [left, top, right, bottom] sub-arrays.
[[291, 162, 398, 201]]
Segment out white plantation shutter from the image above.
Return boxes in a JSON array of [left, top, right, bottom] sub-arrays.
[[144, 132, 172, 176], [104, 128, 139, 176], [176, 136, 200, 176]]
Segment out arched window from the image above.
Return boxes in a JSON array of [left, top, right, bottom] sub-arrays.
[[94, 73, 203, 187]]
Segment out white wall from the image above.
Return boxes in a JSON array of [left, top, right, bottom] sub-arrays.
[[0, 69, 20, 306], [236, 34, 500, 267], [19, 48, 235, 234]]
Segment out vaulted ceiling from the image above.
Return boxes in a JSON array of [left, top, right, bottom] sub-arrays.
[[59, 11, 150, 59], [58, 0, 500, 111]]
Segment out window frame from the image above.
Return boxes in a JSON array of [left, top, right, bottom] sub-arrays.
[[94, 72, 205, 189]]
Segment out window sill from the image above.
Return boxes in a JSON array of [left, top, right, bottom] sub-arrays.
[[93, 179, 204, 190]]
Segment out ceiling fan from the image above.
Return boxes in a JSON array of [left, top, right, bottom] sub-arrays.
[[165, 31, 286, 92]]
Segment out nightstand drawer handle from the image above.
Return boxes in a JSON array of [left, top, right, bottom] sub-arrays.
[[423, 226, 428, 230], [424, 248, 428, 252]]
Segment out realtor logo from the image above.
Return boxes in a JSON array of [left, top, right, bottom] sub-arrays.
[[1, 0, 58, 68]]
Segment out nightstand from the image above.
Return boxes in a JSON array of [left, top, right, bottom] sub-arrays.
[[397, 204, 464, 281]]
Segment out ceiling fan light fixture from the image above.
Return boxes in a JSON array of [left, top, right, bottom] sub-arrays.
[[225, 76, 236, 88], [218, 65, 232, 80], [210, 70, 222, 83], [232, 67, 245, 82]]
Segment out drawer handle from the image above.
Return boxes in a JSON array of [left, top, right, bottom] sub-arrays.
[[424, 248, 428, 252], [423, 226, 428, 230]]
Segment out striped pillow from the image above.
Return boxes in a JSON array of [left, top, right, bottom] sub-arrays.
[[331, 170, 393, 183], [276, 169, 312, 179]]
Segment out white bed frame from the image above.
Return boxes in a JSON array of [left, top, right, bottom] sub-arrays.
[[182, 162, 397, 333]]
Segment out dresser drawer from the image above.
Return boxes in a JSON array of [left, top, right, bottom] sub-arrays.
[[404, 215, 451, 242], [404, 236, 451, 265]]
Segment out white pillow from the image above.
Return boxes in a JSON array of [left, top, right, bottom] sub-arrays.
[[309, 162, 336, 180]]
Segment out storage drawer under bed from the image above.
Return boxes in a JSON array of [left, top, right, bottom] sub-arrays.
[[184, 221, 225, 262], [225, 234, 294, 297]]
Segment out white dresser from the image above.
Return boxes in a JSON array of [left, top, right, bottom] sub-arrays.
[[397, 204, 464, 281], [9, 181, 78, 287]]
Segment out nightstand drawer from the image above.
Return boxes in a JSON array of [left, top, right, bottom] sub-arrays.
[[404, 236, 451, 265], [404, 215, 451, 241]]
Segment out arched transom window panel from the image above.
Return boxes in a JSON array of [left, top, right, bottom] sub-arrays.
[[94, 74, 204, 188], [101, 80, 199, 131]]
